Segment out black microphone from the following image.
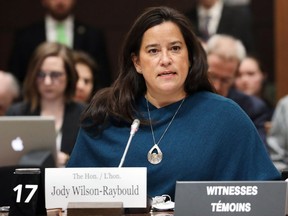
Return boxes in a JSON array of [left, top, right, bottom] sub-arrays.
[[118, 119, 140, 167]]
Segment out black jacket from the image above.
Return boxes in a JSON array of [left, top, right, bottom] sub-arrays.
[[186, 4, 255, 52], [9, 19, 111, 89], [228, 88, 271, 148]]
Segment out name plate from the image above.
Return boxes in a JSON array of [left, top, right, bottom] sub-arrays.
[[45, 167, 147, 210], [174, 181, 287, 216]]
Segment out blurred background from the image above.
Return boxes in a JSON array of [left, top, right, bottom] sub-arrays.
[[0, 0, 284, 101]]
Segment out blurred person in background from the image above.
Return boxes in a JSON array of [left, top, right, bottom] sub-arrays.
[[6, 42, 85, 167], [206, 34, 269, 148], [267, 96, 288, 171], [235, 55, 274, 118], [9, 0, 111, 89], [235, 55, 274, 134], [73, 51, 97, 104], [186, 0, 254, 52], [0, 71, 20, 116]]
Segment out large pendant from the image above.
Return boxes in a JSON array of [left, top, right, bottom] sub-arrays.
[[147, 144, 163, 164]]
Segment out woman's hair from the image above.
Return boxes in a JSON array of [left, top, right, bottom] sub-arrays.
[[23, 42, 78, 112], [73, 50, 97, 77], [245, 54, 267, 77], [82, 6, 214, 131]]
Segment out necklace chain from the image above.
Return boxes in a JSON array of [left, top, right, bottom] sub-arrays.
[[146, 98, 185, 146]]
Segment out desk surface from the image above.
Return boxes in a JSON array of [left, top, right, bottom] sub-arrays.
[[0, 208, 174, 216], [0, 211, 174, 216]]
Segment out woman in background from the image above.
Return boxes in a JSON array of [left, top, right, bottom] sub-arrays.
[[235, 55, 274, 120], [6, 42, 85, 167], [73, 51, 97, 104]]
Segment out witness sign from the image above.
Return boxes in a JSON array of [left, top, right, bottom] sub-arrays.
[[174, 181, 287, 216]]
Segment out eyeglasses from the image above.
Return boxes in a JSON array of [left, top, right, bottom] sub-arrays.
[[37, 71, 65, 82], [208, 73, 234, 86]]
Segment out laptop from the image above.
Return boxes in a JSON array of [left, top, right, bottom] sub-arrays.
[[174, 181, 287, 216], [0, 116, 56, 167]]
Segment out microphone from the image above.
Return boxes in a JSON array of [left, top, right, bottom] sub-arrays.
[[118, 119, 140, 167]]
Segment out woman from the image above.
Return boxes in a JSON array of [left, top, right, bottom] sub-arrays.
[[67, 7, 280, 199], [73, 51, 97, 104], [7, 42, 85, 167], [235, 55, 274, 120]]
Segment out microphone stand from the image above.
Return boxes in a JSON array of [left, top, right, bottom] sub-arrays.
[[118, 119, 140, 168]]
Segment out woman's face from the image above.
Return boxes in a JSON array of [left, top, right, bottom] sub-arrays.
[[235, 57, 265, 97], [74, 62, 94, 103], [37, 56, 67, 101], [132, 21, 189, 103]]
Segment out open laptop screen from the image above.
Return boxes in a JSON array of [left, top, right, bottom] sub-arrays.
[[0, 116, 56, 167]]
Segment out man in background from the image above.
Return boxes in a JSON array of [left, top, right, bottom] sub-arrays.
[[206, 34, 270, 147], [9, 0, 111, 89], [0, 71, 20, 116]]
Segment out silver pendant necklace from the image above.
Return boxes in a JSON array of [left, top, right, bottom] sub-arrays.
[[146, 98, 185, 165]]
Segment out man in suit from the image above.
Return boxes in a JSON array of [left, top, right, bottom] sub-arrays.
[[206, 34, 270, 147], [186, 0, 254, 53], [9, 0, 111, 90]]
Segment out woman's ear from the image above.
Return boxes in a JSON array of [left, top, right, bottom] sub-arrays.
[[131, 53, 142, 73]]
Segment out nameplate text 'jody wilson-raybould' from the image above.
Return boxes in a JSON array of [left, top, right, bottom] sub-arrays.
[[45, 167, 147, 210]]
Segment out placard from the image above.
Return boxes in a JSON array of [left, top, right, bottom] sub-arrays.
[[9, 168, 46, 216], [45, 167, 147, 210], [174, 181, 287, 216]]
